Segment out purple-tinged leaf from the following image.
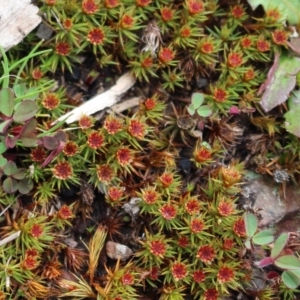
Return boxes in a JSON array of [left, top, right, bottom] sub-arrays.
[[259, 52, 300, 112], [3, 177, 18, 193], [5, 135, 19, 149], [254, 256, 274, 268], [271, 233, 289, 258], [41, 141, 66, 167], [3, 161, 17, 176], [0, 119, 12, 134], [229, 106, 241, 115], [18, 178, 33, 194], [0, 88, 14, 117], [20, 119, 37, 147], [258, 52, 280, 96], [13, 100, 38, 122], [274, 255, 300, 270], [12, 169, 26, 180], [41, 130, 67, 150]]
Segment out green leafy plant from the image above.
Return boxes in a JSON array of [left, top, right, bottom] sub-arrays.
[[244, 213, 300, 289], [0, 161, 33, 194], [187, 92, 212, 117], [244, 212, 274, 248]]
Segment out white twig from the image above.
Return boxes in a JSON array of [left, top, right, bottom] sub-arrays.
[[54, 72, 136, 124], [0, 231, 21, 247]]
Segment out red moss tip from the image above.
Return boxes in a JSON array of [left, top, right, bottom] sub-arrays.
[[52, 161, 73, 180], [22, 256, 38, 270], [213, 88, 228, 103], [144, 98, 157, 110], [231, 5, 245, 19], [160, 204, 177, 220], [187, 0, 204, 15], [55, 42, 71, 56], [185, 198, 200, 215], [78, 115, 94, 129], [63, 18, 73, 30], [244, 68, 255, 81], [201, 41, 214, 53], [204, 288, 219, 300], [87, 131, 105, 149], [190, 218, 204, 233], [121, 273, 134, 285], [233, 217, 246, 237], [196, 245, 215, 264], [116, 147, 133, 166], [256, 38, 270, 52], [26, 249, 39, 258], [104, 0, 119, 8], [58, 205, 73, 219], [241, 36, 253, 49], [180, 26, 192, 38], [160, 7, 174, 22], [194, 146, 212, 163], [128, 119, 146, 139], [178, 235, 189, 247], [108, 186, 124, 201], [136, 0, 152, 7], [104, 116, 123, 134], [96, 164, 114, 182], [149, 266, 159, 280], [30, 224, 44, 238], [221, 166, 242, 187], [45, 0, 56, 5], [142, 188, 159, 204], [266, 8, 281, 23], [193, 270, 205, 283], [159, 47, 175, 64], [171, 262, 188, 281], [87, 28, 106, 45], [141, 57, 154, 68], [31, 147, 47, 163], [32, 68, 43, 80], [82, 0, 99, 14], [42, 93, 60, 110], [217, 265, 235, 283], [218, 200, 234, 217], [272, 29, 288, 45], [159, 172, 174, 187], [121, 14, 134, 29], [223, 238, 235, 250], [227, 52, 243, 68], [63, 141, 79, 157], [149, 240, 166, 257]]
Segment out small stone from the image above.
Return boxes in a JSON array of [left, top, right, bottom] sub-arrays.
[[273, 169, 289, 183], [106, 241, 133, 261], [122, 197, 141, 217]]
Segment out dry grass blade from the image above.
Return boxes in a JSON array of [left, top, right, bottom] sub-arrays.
[[89, 225, 107, 284], [58, 274, 97, 299]]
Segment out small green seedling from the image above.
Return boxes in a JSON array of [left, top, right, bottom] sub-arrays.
[[187, 93, 212, 117], [244, 213, 300, 289], [244, 212, 274, 249]]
